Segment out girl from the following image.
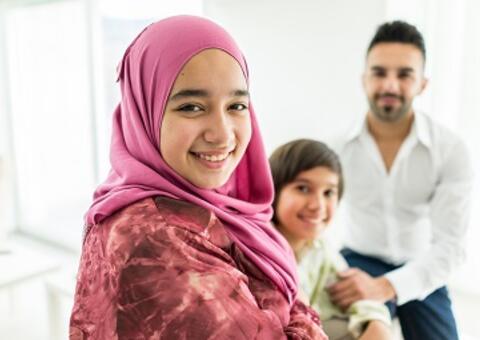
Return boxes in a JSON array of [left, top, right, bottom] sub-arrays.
[[270, 139, 391, 340], [69, 16, 326, 339]]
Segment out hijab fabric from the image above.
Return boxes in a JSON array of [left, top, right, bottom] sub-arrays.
[[85, 15, 298, 303]]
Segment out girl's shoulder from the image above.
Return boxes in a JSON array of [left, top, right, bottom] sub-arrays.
[[152, 196, 232, 248], [89, 196, 232, 263]]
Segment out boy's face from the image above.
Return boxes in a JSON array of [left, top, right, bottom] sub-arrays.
[[363, 42, 427, 123], [275, 166, 340, 247]]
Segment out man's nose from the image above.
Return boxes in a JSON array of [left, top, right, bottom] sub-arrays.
[[380, 74, 400, 94]]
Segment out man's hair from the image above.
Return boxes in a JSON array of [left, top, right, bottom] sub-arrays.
[[269, 139, 344, 224], [367, 20, 426, 61]]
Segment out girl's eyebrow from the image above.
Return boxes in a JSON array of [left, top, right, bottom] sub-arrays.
[[169, 89, 208, 101], [169, 88, 250, 101]]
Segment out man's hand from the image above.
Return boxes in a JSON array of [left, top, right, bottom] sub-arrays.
[[327, 268, 396, 310]]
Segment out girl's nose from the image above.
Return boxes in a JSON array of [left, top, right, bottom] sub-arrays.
[[204, 110, 234, 146]]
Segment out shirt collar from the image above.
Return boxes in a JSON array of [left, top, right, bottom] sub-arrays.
[[345, 118, 367, 143], [346, 112, 432, 149], [296, 238, 324, 261], [412, 112, 432, 148]]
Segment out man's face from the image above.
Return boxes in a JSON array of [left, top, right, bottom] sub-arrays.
[[363, 42, 427, 123]]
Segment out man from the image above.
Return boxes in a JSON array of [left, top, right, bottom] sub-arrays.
[[329, 21, 473, 340]]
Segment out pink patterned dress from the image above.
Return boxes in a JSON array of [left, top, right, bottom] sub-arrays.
[[70, 196, 327, 339]]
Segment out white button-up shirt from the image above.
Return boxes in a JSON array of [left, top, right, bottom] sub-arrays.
[[335, 112, 474, 305]]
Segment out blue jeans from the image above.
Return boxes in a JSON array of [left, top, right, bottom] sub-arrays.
[[341, 248, 459, 340]]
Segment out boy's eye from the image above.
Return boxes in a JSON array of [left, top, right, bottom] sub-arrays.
[[178, 104, 203, 112], [296, 185, 310, 193]]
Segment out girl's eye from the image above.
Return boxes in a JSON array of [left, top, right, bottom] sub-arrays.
[[229, 103, 248, 111], [178, 104, 203, 112]]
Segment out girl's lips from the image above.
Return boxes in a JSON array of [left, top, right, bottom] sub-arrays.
[[191, 147, 235, 158]]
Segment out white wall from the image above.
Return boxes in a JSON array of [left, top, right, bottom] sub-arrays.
[[204, 0, 386, 152]]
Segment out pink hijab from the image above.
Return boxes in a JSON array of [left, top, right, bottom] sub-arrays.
[[85, 15, 297, 303]]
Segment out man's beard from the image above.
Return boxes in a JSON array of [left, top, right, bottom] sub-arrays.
[[368, 93, 411, 122]]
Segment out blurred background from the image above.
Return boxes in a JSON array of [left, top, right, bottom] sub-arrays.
[[0, 0, 478, 339]]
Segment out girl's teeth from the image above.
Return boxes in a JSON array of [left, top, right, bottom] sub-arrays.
[[198, 153, 228, 162]]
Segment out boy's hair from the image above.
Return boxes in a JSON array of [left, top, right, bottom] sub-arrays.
[[367, 20, 426, 61], [269, 139, 344, 224]]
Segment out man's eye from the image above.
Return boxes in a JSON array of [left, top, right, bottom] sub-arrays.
[[325, 189, 337, 198], [178, 104, 203, 112]]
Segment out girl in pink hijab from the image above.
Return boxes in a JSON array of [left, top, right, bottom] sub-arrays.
[[69, 15, 326, 339]]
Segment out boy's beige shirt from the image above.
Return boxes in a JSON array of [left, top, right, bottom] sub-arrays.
[[297, 238, 391, 338]]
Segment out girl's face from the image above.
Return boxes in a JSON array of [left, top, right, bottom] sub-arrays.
[[161, 49, 251, 189], [275, 166, 340, 249]]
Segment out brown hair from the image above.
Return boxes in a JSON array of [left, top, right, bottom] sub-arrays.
[[269, 139, 344, 224]]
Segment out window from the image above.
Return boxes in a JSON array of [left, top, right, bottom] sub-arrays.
[[5, 0, 94, 249], [1, 0, 202, 250]]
